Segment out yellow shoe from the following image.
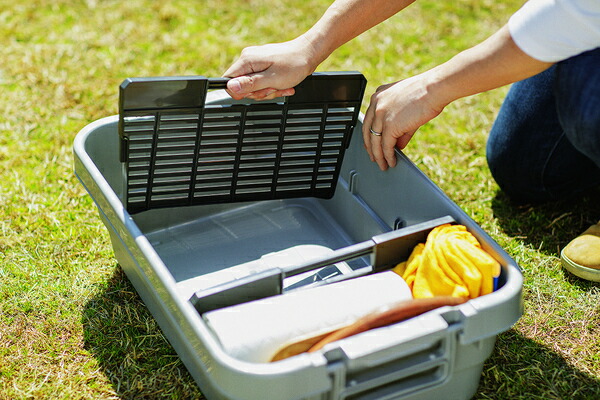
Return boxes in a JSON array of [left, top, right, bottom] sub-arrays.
[[561, 221, 600, 282]]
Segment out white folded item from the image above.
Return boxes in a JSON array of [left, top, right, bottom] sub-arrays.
[[203, 271, 412, 363]]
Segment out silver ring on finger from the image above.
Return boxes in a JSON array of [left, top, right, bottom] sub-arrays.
[[369, 127, 382, 136]]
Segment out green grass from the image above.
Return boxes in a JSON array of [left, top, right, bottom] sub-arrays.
[[1, 0, 598, 399]]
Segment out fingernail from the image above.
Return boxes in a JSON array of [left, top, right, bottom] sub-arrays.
[[228, 79, 242, 93]]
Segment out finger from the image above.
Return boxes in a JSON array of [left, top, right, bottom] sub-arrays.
[[245, 87, 295, 101], [362, 90, 383, 163], [368, 120, 387, 171], [396, 129, 417, 150], [223, 59, 255, 80], [226, 73, 264, 96], [274, 88, 295, 98], [364, 92, 388, 169], [244, 87, 278, 100], [225, 73, 271, 100], [223, 48, 268, 78], [225, 83, 247, 100], [382, 133, 398, 168], [374, 82, 393, 93], [370, 133, 388, 171], [225, 77, 249, 100], [362, 106, 375, 162]]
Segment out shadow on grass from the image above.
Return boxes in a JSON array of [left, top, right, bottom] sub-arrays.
[[82, 268, 600, 400], [477, 329, 600, 399], [485, 188, 600, 399], [491, 186, 600, 259], [82, 265, 205, 400]]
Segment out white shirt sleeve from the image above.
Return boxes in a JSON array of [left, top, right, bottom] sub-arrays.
[[509, 0, 600, 62]]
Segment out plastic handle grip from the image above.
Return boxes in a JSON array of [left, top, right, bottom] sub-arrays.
[[208, 77, 230, 90]]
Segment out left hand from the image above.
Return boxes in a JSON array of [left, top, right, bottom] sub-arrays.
[[362, 73, 446, 170]]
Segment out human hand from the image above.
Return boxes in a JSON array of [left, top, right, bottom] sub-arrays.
[[362, 73, 446, 170], [223, 36, 320, 100]]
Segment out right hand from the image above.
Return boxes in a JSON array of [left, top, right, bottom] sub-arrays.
[[362, 73, 446, 170], [223, 36, 319, 100]]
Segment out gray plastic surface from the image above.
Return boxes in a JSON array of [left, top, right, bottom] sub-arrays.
[[74, 90, 523, 400]]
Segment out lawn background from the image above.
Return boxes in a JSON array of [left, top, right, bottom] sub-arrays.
[[1, 0, 599, 399]]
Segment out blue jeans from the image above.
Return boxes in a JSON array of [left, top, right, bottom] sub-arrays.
[[486, 48, 600, 203]]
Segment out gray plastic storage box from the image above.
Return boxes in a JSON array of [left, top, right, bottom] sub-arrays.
[[74, 73, 522, 400]]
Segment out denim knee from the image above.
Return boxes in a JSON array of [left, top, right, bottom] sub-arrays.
[[486, 70, 564, 203], [555, 48, 600, 168], [487, 57, 600, 204]]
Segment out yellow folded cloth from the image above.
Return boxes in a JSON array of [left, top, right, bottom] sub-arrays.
[[393, 224, 500, 299]]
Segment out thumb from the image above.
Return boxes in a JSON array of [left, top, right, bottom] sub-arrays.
[[396, 129, 417, 150], [226, 72, 270, 95], [223, 56, 275, 94]]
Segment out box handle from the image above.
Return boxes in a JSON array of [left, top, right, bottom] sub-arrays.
[[325, 313, 461, 400]]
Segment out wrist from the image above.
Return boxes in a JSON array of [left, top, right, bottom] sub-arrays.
[[298, 30, 333, 73], [423, 25, 554, 108], [421, 67, 457, 112]]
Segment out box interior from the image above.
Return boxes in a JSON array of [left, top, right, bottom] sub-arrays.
[[81, 112, 509, 309]]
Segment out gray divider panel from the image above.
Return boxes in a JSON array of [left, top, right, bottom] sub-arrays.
[[190, 216, 455, 314], [118, 72, 367, 213]]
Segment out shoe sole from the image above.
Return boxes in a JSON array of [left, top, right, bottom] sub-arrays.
[[561, 249, 600, 282]]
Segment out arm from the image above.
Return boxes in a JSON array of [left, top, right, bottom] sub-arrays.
[[363, 24, 554, 170], [224, 0, 416, 100]]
